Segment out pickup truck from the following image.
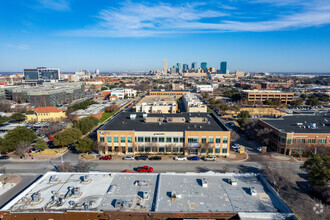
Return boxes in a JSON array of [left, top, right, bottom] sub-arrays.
[[136, 166, 154, 173]]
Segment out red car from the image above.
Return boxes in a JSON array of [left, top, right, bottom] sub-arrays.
[[136, 166, 153, 173], [99, 155, 112, 160]]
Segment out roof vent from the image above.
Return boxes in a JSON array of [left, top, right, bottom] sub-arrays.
[[49, 175, 59, 184], [202, 178, 208, 187], [130, 114, 137, 120], [32, 192, 41, 203], [170, 191, 181, 202], [143, 113, 148, 118]]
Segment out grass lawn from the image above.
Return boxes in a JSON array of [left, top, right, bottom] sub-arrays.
[[99, 110, 118, 123]]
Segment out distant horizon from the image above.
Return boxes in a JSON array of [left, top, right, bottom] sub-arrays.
[[1, 1, 330, 72]]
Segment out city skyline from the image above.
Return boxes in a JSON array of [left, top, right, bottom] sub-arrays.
[[1, 0, 330, 72]]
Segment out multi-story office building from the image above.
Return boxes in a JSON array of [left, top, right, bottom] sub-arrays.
[[163, 59, 167, 74], [258, 114, 330, 155], [195, 85, 214, 93], [261, 80, 294, 89], [182, 93, 207, 112], [242, 90, 294, 104], [182, 64, 188, 71], [107, 88, 137, 100], [177, 63, 181, 72], [191, 62, 197, 70], [135, 96, 178, 113], [220, 62, 227, 74], [201, 62, 207, 70], [4, 82, 84, 106], [148, 90, 189, 97], [24, 67, 60, 83], [97, 112, 230, 156]]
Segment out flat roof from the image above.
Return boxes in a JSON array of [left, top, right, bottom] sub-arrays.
[[138, 96, 177, 104], [1, 172, 295, 219], [261, 114, 330, 133], [99, 112, 229, 132]]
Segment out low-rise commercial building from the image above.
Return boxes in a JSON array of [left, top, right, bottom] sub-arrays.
[[171, 83, 184, 90], [242, 90, 294, 104], [136, 96, 178, 113], [0, 171, 296, 219], [70, 104, 105, 120], [195, 85, 213, 93], [97, 112, 230, 156], [149, 90, 189, 97], [182, 93, 207, 113], [25, 107, 65, 122], [261, 80, 293, 89], [259, 114, 330, 155]]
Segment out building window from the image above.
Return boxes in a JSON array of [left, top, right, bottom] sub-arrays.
[[201, 137, 206, 143], [127, 136, 132, 143], [293, 139, 296, 143], [188, 137, 199, 143], [215, 148, 220, 153], [297, 139, 301, 143], [128, 147, 133, 152], [287, 138, 291, 144], [201, 149, 205, 153], [180, 137, 184, 143], [100, 136, 104, 142], [222, 148, 227, 153], [120, 136, 126, 143], [159, 147, 164, 152], [281, 137, 286, 144], [208, 148, 213, 153], [113, 136, 118, 143], [318, 139, 326, 144], [145, 137, 151, 143], [173, 137, 179, 143], [208, 137, 214, 143], [302, 139, 306, 143], [107, 136, 111, 143], [216, 137, 221, 144], [152, 137, 157, 142], [159, 137, 165, 143], [223, 137, 228, 144], [138, 137, 144, 142], [166, 137, 172, 143], [307, 139, 316, 144]]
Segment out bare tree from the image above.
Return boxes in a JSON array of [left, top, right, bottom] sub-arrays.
[[15, 141, 30, 158], [41, 122, 65, 136], [230, 131, 240, 143], [58, 162, 72, 172], [73, 161, 96, 172], [262, 162, 293, 192], [93, 142, 104, 154]]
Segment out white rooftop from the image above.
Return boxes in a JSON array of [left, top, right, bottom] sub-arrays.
[[2, 172, 295, 219]]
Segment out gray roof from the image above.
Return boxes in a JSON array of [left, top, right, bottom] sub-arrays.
[[261, 114, 330, 133], [99, 112, 229, 132]]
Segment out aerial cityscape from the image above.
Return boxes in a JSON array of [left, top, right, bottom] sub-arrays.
[[0, 1, 329, 220]]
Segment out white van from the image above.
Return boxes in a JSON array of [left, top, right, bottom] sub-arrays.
[[203, 155, 216, 161]]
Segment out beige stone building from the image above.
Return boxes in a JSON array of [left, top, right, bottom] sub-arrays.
[[182, 93, 207, 113], [135, 96, 178, 113], [242, 90, 294, 104]]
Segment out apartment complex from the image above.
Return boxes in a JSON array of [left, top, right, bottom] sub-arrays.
[[24, 67, 60, 83], [3, 83, 85, 106], [182, 93, 207, 113], [25, 107, 65, 122], [149, 90, 189, 97], [259, 114, 330, 155], [135, 96, 178, 113], [97, 112, 230, 156], [0, 172, 295, 219], [242, 90, 294, 104]]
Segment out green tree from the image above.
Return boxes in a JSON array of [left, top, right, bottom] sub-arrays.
[[75, 137, 94, 153], [306, 97, 321, 106], [220, 104, 228, 111], [101, 86, 108, 91], [1, 126, 37, 153], [73, 116, 99, 134], [237, 110, 251, 126], [300, 93, 308, 100], [124, 94, 128, 99], [53, 128, 82, 147], [292, 99, 304, 107], [301, 154, 330, 186], [34, 137, 48, 151], [231, 106, 241, 113], [0, 116, 9, 125], [10, 112, 25, 122]]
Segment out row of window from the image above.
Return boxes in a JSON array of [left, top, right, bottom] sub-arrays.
[[100, 136, 228, 144], [281, 137, 329, 144], [107, 146, 227, 153]]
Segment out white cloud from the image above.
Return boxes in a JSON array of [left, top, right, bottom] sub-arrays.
[[60, 0, 330, 37], [5, 44, 30, 50], [38, 0, 70, 11]]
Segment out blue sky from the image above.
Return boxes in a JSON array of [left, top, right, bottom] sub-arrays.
[[0, 0, 330, 72]]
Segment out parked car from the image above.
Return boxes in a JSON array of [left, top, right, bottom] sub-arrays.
[[0, 155, 9, 160], [202, 155, 216, 161], [122, 156, 135, 160], [188, 156, 200, 161], [257, 147, 262, 152], [99, 155, 112, 160], [149, 156, 161, 161], [135, 155, 148, 160], [136, 166, 153, 172], [174, 156, 187, 161]]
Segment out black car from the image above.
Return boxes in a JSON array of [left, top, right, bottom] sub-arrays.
[[0, 155, 9, 160], [135, 155, 149, 160], [149, 156, 161, 161]]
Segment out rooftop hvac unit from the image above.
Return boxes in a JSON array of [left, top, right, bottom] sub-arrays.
[[49, 175, 59, 184], [143, 113, 148, 118], [202, 178, 208, 187], [68, 200, 75, 207], [32, 192, 41, 203], [130, 114, 137, 120]]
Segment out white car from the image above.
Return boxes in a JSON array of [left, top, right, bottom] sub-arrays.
[[122, 156, 134, 160], [174, 156, 187, 161]]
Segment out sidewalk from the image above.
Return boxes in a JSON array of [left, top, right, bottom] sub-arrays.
[[9, 147, 68, 162]]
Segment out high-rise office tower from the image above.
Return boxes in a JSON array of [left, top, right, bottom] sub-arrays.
[[192, 62, 197, 70], [220, 62, 227, 74], [183, 64, 188, 71], [177, 63, 182, 71], [164, 59, 167, 74], [201, 62, 207, 70]]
